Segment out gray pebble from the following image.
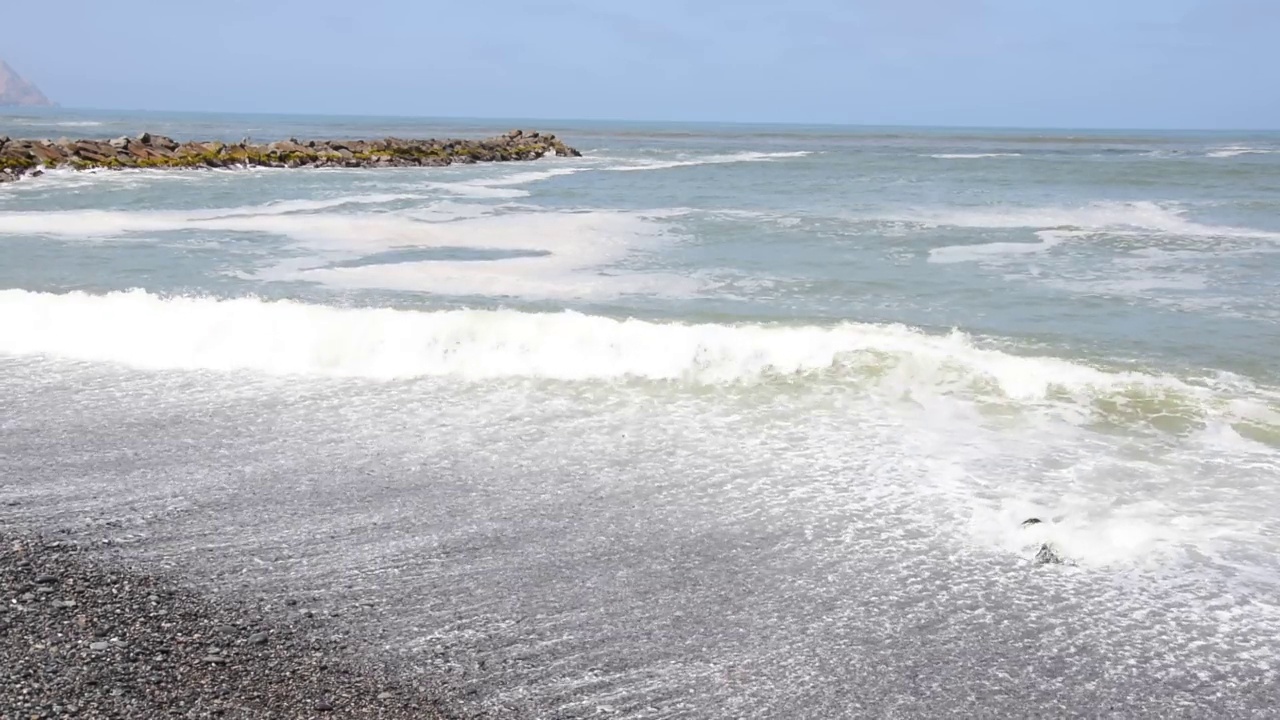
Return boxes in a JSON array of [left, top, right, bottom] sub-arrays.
[[3, 528, 445, 717]]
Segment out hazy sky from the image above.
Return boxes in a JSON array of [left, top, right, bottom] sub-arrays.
[[4, 0, 1277, 129]]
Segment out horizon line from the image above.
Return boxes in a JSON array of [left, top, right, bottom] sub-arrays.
[[3, 104, 1279, 135]]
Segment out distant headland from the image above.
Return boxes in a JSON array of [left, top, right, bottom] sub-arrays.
[[0, 130, 581, 183], [0, 60, 54, 107]]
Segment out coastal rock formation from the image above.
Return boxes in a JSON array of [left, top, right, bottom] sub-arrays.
[[0, 129, 582, 183], [0, 60, 53, 107]]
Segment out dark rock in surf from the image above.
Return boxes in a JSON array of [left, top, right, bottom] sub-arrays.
[[1020, 517, 1064, 565], [1034, 543, 1064, 565]]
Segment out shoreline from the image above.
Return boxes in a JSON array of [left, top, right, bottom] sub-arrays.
[[1, 529, 473, 719], [0, 129, 581, 183]]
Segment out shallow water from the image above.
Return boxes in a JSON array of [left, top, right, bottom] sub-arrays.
[[2, 109, 1279, 717]]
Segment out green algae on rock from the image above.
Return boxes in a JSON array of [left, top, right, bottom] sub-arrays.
[[0, 129, 581, 183]]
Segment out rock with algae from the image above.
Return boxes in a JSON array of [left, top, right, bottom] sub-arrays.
[[0, 128, 582, 183]]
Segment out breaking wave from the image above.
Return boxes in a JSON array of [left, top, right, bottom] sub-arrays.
[[1, 288, 1273, 418], [1206, 146, 1277, 159], [608, 151, 811, 172], [926, 153, 1023, 159], [875, 201, 1280, 240]]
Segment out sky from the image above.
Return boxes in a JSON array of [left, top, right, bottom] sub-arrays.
[[3, 0, 1278, 129]]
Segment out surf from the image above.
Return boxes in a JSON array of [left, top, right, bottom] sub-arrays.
[[0, 288, 1272, 415]]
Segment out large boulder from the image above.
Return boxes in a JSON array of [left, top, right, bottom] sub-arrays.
[[267, 140, 308, 154], [151, 135, 180, 151]]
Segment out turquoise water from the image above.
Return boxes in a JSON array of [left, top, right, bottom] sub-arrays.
[[2, 109, 1280, 716]]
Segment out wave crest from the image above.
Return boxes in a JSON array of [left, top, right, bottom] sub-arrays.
[[0, 289, 1252, 402]]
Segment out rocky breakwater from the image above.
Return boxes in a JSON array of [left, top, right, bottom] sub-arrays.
[[0, 129, 581, 183]]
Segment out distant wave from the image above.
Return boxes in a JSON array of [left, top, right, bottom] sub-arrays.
[[929, 230, 1073, 263], [426, 167, 586, 198], [1206, 146, 1277, 159], [608, 151, 812, 172], [926, 153, 1023, 159], [875, 201, 1280, 240], [6, 119, 104, 127]]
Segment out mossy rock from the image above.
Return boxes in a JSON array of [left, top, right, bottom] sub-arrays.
[[0, 155, 36, 170]]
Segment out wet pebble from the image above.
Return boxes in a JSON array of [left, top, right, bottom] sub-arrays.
[[3, 529, 450, 718]]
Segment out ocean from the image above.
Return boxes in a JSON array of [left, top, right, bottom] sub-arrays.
[[2, 109, 1279, 717]]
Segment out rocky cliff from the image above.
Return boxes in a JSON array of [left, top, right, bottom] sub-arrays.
[[0, 60, 53, 107], [0, 130, 581, 183]]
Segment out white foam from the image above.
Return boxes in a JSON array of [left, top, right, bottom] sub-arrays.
[[4, 289, 1277, 574], [874, 201, 1280, 240], [261, 209, 698, 301], [0, 288, 1249, 397], [237, 193, 425, 214], [0, 205, 471, 247], [1193, 420, 1275, 455], [0, 195, 689, 300], [607, 151, 811, 172], [422, 166, 587, 199], [1206, 146, 1277, 159], [926, 153, 1023, 159], [928, 230, 1072, 264], [6, 119, 104, 127], [973, 501, 1241, 569]]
